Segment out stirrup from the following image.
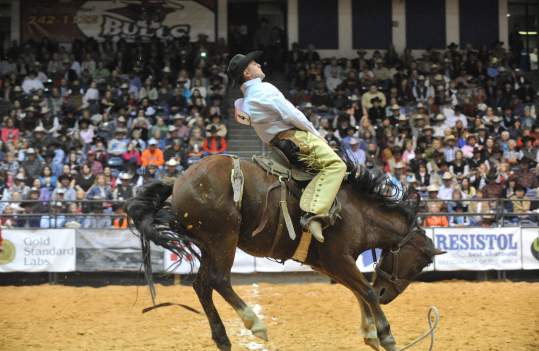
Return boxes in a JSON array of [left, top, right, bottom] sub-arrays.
[[300, 213, 329, 229]]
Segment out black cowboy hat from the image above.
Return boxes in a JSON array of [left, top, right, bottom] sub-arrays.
[[227, 51, 263, 86]]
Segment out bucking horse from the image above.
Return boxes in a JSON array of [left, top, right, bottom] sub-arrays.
[[125, 151, 445, 351]]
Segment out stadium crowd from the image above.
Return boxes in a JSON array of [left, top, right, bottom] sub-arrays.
[[0, 35, 230, 228], [285, 42, 539, 227], [0, 35, 538, 228]]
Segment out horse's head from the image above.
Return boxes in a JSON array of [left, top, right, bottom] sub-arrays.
[[372, 227, 445, 304]]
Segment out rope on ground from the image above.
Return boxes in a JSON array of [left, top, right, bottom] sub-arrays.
[[398, 306, 440, 351]]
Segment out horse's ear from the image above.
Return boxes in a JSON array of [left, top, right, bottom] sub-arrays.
[[432, 248, 446, 255]]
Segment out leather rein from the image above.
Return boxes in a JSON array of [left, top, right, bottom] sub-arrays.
[[373, 228, 433, 293]]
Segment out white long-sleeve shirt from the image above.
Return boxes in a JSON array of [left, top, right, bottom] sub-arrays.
[[234, 78, 321, 143]]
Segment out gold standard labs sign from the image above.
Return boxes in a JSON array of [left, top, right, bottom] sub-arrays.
[[0, 230, 76, 272], [21, 0, 216, 42]]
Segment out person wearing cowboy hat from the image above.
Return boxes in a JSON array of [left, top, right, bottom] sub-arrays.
[[438, 171, 454, 200], [432, 113, 447, 138], [367, 96, 386, 126], [22, 148, 43, 184], [161, 158, 182, 185], [108, 128, 129, 156], [8, 173, 30, 199], [113, 173, 135, 202], [443, 134, 458, 163], [412, 75, 434, 103], [228, 51, 346, 243]]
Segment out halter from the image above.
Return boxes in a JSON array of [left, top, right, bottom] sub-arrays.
[[373, 228, 432, 293]]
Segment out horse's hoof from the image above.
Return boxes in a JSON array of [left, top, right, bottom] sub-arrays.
[[216, 342, 232, 351], [364, 337, 380, 351], [252, 328, 268, 341], [214, 335, 231, 351], [380, 341, 397, 351]]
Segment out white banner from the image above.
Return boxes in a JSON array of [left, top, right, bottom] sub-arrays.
[[433, 227, 522, 271], [77, 1, 215, 41], [0, 230, 76, 272], [164, 248, 256, 274], [521, 228, 539, 270]]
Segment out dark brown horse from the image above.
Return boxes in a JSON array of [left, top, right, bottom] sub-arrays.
[[125, 154, 444, 351]]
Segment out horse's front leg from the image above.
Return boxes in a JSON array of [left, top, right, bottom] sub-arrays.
[[359, 299, 380, 350], [318, 254, 397, 351]]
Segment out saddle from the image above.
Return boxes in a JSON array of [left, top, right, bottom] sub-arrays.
[[252, 147, 315, 182], [249, 148, 342, 261]]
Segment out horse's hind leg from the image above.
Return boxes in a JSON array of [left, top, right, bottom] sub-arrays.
[[193, 252, 231, 351], [319, 255, 397, 351], [209, 237, 268, 341]]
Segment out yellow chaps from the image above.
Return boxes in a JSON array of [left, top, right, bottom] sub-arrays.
[[275, 130, 347, 216]]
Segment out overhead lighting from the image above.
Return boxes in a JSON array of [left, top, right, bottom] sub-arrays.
[[507, 13, 511, 17], [519, 31, 538, 35]]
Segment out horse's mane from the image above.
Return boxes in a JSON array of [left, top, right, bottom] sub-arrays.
[[340, 150, 419, 227]]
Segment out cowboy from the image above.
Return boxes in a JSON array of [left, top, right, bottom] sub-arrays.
[[228, 51, 346, 243]]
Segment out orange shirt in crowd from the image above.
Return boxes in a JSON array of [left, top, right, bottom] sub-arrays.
[[113, 216, 128, 229], [141, 148, 164, 168], [423, 215, 449, 228]]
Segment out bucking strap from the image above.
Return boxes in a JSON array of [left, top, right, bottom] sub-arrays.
[[230, 156, 244, 210]]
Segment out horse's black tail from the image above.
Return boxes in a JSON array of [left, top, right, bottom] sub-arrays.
[[124, 180, 201, 306]]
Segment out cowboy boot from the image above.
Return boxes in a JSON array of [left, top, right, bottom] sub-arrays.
[[301, 214, 326, 243]]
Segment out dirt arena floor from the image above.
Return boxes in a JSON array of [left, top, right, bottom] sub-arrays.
[[1, 280, 538, 351]]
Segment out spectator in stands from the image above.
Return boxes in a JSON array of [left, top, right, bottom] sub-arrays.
[[516, 160, 538, 189], [24, 187, 44, 228], [449, 203, 470, 227], [202, 126, 227, 155], [141, 138, 165, 169], [51, 176, 76, 201], [510, 184, 531, 224], [345, 138, 366, 166], [85, 174, 112, 229], [112, 173, 134, 202], [423, 202, 448, 227], [22, 148, 43, 184], [1, 117, 19, 146], [361, 83, 386, 110], [38, 166, 56, 191], [40, 201, 66, 228], [75, 164, 95, 192]]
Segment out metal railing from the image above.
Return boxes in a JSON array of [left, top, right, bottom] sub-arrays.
[[0, 198, 537, 228]]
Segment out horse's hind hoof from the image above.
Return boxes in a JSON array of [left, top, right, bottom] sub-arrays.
[[364, 337, 380, 351], [252, 328, 268, 341]]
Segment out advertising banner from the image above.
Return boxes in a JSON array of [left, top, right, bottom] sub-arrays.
[[433, 227, 522, 271], [21, 0, 216, 42], [0, 229, 75, 272], [521, 228, 539, 270], [164, 248, 255, 274], [76, 229, 163, 272]]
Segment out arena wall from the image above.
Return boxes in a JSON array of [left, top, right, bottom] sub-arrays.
[[1, 227, 538, 274], [10, 0, 509, 57]]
